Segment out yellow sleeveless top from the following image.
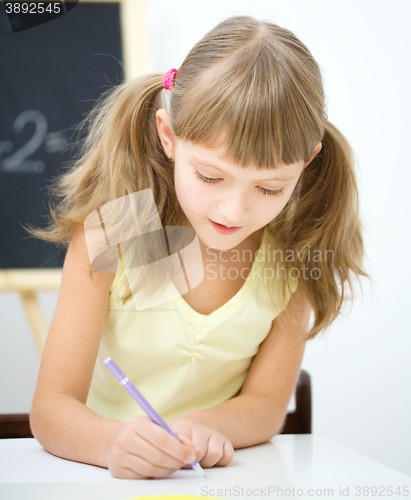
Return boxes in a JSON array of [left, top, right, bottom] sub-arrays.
[[86, 228, 298, 422]]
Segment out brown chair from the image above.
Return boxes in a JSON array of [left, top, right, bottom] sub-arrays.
[[0, 413, 33, 439], [0, 370, 311, 439], [280, 369, 312, 434]]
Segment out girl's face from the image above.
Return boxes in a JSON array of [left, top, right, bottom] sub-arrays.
[[173, 138, 308, 252]]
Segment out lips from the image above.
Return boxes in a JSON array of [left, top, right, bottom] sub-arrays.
[[216, 222, 237, 228], [209, 219, 243, 235], [211, 220, 241, 228]]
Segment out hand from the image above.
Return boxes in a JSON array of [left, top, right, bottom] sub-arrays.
[[106, 415, 198, 479], [166, 416, 235, 469]]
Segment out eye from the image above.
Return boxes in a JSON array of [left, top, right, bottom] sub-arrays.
[[195, 172, 285, 197], [258, 186, 285, 197], [195, 173, 219, 184]]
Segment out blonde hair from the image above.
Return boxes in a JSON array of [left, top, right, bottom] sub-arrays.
[[24, 15, 371, 340]]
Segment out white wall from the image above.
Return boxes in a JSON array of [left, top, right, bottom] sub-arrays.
[[1, 0, 410, 478]]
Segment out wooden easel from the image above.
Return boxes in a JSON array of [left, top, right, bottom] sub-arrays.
[[0, 269, 62, 352]]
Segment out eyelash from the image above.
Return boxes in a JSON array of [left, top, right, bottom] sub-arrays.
[[195, 173, 285, 197]]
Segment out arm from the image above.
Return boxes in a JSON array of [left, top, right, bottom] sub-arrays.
[[30, 227, 196, 478], [30, 226, 123, 466], [177, 284, 312, 449]]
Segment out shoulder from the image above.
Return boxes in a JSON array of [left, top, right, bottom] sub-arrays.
[[276, 284, 313, 335], [67, 226, 116, 292], [286, 284, 312, 314]]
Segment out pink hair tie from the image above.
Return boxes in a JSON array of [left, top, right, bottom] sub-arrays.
[[163, 68, 178, 90]]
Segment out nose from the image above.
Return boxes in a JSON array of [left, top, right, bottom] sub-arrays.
[[217, 190, 249, 226]]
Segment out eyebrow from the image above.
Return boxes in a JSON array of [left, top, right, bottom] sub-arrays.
[[191, 157, 294, 182]]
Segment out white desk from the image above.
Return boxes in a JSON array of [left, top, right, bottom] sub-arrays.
[[0, 436, 409, 499]]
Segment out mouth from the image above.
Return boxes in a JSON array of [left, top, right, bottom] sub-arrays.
[[209, 219, 243, 235]]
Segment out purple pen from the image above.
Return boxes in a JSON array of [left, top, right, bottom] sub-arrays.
[[104, 357, 205, 477]]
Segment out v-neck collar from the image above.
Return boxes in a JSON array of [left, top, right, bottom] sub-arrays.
[[171, 228, 268, 324]]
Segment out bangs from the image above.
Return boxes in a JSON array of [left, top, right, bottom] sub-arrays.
[[171, 36, 326, 169]]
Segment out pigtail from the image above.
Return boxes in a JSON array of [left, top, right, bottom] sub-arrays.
[[24, 75, 178, 244], [23, 75, 186, 305], [268, 120, 371, 340]]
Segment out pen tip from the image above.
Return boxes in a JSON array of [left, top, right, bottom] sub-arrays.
[[191, 462, 206, 477]]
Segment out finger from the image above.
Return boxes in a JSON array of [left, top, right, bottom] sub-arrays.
[[109, 431, 186, 478], [109, 464, 158, 480], [174, 433, 199, 470], [121, 450, 182, 478], [178, 434, 201, 470], [198, 436, 233, 469], [198, 434, 222, 469], [179, 428, 211, 463], [111, 420, 183, 471], [133, 417, 197, 467], [128, 432, 193, 471], [214, 441, 235, 467], [109, 447, 176, 480]]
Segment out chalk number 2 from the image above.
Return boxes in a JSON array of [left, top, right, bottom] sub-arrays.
[[0, 110, 65, 174]]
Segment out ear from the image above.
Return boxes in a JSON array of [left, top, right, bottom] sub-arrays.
[[303, 141, 323, 169], [156, 108, 174, 159]]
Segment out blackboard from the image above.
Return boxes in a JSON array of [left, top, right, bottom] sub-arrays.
[[0, 1, 124, 268]]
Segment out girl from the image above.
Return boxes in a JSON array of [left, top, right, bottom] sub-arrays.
[[26, 16, 370, 479]]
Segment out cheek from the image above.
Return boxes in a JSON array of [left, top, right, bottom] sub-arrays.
[[184, 187, 209, 216], [174, 170, 188, 205], [257, 197, 289, 224], [174, 172, 205, 215]]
